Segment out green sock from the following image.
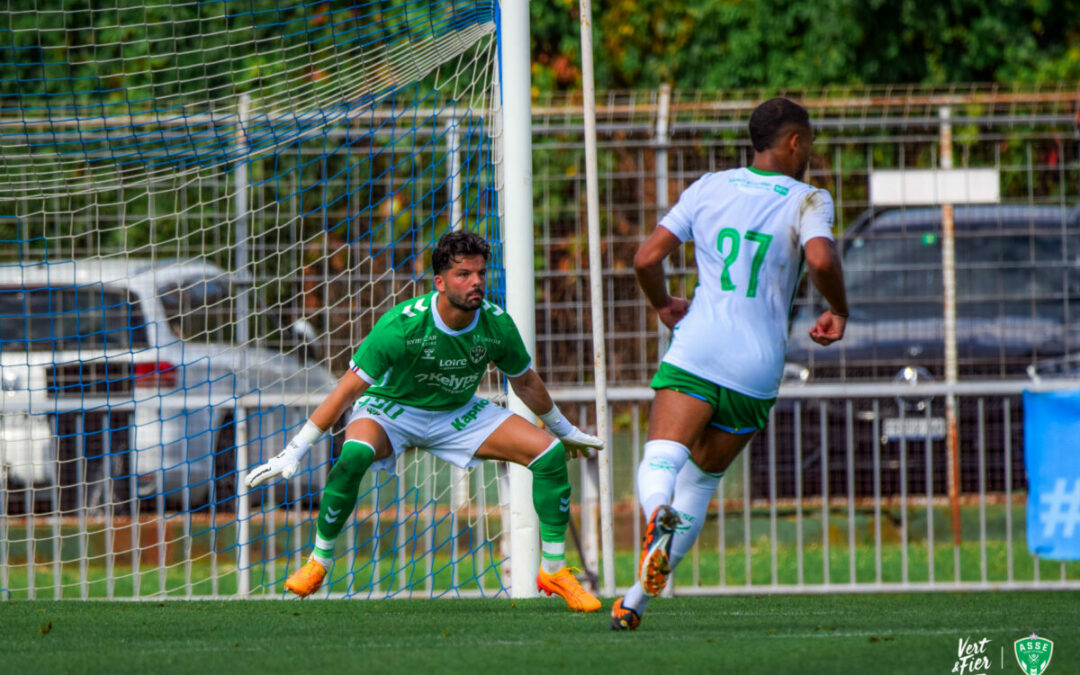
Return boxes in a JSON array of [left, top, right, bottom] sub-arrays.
[[528, 441, 571, 553], [313, 440, 376, 559]]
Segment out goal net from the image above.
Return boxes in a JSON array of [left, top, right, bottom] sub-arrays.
[[0, 0, 510, 599]]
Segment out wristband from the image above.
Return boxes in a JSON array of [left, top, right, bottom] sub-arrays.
[[286, 420, 324, 459], [538, 405, 575, 438], [829, 308, 849, 318]]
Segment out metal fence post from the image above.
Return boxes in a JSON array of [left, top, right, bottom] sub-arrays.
[[939, 106, 963, 581]]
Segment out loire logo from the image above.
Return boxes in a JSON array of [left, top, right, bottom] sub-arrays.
[[1014, 634, 1053, 675]]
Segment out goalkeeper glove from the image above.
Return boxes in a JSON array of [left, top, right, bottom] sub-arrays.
[[538, 405, 604, 459], [245, 421, 324, 488]]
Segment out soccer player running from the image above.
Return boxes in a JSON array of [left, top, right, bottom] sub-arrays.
[[611, 98, 849, 630], [247, 231, 603, 612]]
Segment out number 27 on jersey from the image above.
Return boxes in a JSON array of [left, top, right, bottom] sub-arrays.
[[717, 228, 773, 298]]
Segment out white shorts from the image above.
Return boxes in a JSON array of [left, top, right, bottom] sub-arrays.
[[344, 393, 514, 474]]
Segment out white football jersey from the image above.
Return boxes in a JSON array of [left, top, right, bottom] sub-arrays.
[[659, 167, 835, 399]]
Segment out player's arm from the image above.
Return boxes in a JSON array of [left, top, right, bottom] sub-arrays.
[[246, 372, 369, 488], [507, 368, 603, 458], [634, 225, 690, 330], [804, 236, 849, 346]]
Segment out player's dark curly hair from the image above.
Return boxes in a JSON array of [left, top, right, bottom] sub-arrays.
[[748, 97, 811, 152], [432, 230, 490, 275]]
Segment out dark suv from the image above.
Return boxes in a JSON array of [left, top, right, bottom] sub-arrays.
[[788, 204, 1080, 381], [748, 205, 1080, 500]]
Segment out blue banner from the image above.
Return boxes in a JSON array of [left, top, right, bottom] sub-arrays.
[[1023, 389, 1080, 560]]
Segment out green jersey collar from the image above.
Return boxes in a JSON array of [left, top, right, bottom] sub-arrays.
[[746, 166, 784, 177], [431, 292, 480, 336]]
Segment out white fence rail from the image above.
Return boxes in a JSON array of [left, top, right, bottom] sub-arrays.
[[560, 381, 1080, 595], [3, 380, 1080, 598]]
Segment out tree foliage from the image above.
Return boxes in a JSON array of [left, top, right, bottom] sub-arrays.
[[532, 0, 1080, 90]]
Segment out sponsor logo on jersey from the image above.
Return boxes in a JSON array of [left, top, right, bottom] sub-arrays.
[[416, 371, 482, 392], [452, 398, 490, 431], [439, 358, 467, 368], [469, 344, 487, 363]]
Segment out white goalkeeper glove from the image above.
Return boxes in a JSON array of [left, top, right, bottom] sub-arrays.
[[245, 421, 324, 488], [539, 405, 604, 459]]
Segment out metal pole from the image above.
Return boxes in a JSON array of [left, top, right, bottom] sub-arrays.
[[655, 84, 672, 359], [499, 0, 541, 599], [235, 93, 252, 598], [939, 106, 962, 578], [578, 0, 616, 597], [448, 118, 463, 231]]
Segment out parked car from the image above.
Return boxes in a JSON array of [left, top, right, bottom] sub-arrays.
[[0, 258, 336, 513], [749, 205, 1080, 500]]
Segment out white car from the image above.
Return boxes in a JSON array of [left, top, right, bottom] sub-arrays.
[[0, 258, 336, 512]]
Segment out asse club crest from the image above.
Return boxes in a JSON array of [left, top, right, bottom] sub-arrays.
[[469, 344, 487, 364], [1014, 634, 1053, 675]]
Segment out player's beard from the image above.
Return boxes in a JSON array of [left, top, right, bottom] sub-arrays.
[[447, 287, 484, 311]]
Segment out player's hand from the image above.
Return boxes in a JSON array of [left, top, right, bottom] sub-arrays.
[[559, 427, 604, 460], [657, 297, 690, 330], [809, 309, 847, 346], [245, 445, 304, 488]]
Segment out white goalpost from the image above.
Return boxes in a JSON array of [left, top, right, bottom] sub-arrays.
[[0, 0, 548, 600]]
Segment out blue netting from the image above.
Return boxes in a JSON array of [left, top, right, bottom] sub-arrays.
[[0, 0, 507, 600]]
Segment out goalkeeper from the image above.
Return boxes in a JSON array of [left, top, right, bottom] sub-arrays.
[[247, 230, 603, 612]]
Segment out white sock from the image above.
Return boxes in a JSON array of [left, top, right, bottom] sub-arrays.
[[637, 440, 691, 518], [623, 581, 651, 615], [311, 534, 336, 569], [668, 461, 723, 570], [540, 540, 566, 574]]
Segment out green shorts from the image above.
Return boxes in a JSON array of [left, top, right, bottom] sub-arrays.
[[650, 362, 775, 434]]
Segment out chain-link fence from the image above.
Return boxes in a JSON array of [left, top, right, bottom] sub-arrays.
[[532, 84, 1080, 390]]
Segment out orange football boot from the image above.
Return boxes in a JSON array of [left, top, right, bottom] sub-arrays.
[[610, 596, 642, 631], [284, 558, 327, 597], [638, 505, 681, 596], [536, 567, 602, 612]]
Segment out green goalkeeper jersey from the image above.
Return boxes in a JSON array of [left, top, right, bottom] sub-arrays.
[[349, 291, 532, 411]]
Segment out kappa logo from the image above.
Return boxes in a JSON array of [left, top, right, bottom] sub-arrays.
[[451, 398, 490, 431], [1015, 634, 1053, 675], [324, 506, 342, 523]]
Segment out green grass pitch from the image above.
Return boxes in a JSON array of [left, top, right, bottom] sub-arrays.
[[2, 592, 1076, 674]]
